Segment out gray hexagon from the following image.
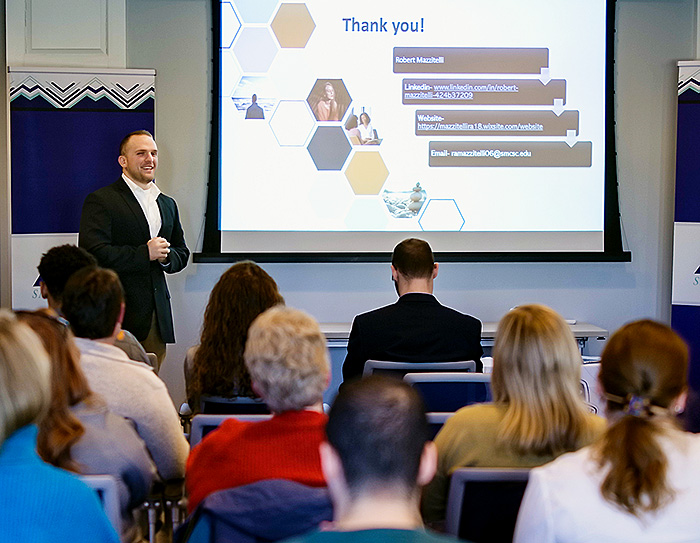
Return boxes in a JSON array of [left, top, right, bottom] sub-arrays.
[[307, 126, 352, 170], [221, 2, 241, 48], [418, 199, 465, 231], [233, 27, 278, 73]]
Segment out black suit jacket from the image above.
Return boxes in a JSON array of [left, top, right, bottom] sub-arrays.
[[342, 293, 483, 383], [78, 178, 189, 343]]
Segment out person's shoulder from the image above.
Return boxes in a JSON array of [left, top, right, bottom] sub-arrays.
[[86, 178, 124, 198], [445, 403, 502, 433], [435, 300, 481, 325], [584, 412, 608, 439], [352, 302, 398, 325], [534, 443, 594, 480]]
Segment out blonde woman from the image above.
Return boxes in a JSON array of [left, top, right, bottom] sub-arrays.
[[0, 310, 118, 542], [514, 320, 700, 542], [422, 304, 605, 522]]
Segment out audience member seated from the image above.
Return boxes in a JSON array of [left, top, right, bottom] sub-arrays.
[[61, 266, 189, 482], [186, 306, 329, 512], [0, 310, 119, 542], [422, 304, 605, 523], [185, 260, 284, 409], [285, 375, 463, 543], [37, 244, 152, 368], [514, 320, 700, 542], [342, 238, 483, 385], [17, 309, 157, 543]]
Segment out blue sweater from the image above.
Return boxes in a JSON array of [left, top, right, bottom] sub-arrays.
[[0, 425, 119, 543]]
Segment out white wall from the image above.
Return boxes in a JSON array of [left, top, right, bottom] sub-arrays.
[[3, 0, 690, 404]]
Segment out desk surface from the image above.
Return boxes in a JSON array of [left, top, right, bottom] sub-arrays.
[[321, 322, 608, 341]]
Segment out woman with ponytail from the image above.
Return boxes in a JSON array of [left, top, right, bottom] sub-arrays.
[[515, 319, 700, 542]]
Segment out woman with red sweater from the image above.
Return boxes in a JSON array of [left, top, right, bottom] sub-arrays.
[[185, 306, 329, 512]]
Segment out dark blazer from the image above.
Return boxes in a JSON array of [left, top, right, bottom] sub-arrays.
[[342, 293, 483, 383], [79, 178, 189, 343]]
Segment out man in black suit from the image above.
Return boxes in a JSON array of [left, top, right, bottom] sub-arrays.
[[79, 130, 189, 370], [341, 238, 483, 384]]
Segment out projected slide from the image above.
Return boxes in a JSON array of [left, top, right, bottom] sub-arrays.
[[218, 0, 607, 253]]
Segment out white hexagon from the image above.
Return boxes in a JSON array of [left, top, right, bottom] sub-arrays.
[[344, 198, 389, 230], [221, 2, 241, 48], [308, 173, 354, 221], [267, 51, 315, 99], [418, 199, 465, 231], [269, 100, 315, 146], [221, 49, 242, 97]]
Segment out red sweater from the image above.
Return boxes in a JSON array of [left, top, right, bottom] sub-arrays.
[[185, 410, 327, 512]]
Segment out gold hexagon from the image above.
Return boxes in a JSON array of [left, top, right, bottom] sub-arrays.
[[271, 4, 316, 48], [344, 151, 389, 195]]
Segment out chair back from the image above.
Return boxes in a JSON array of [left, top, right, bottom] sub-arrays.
[[199, 395, 270, 415], [426, 412, 453, 439], [190, 414, 273, 447], [362, 360, 475, 378], [79, 474, 122, 536], [405, 372, 491, 412], [445, 468, 530, 543]]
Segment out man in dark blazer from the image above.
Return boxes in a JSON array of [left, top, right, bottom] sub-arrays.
[[341, 238, 483, 384], [79, 130, 189, 369]]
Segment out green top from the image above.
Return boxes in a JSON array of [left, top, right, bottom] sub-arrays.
[[283, 528, 463, 543], [421, 403, 606, 522]]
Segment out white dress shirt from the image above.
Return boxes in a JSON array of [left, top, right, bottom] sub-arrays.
[[122, 174, 162, 238]]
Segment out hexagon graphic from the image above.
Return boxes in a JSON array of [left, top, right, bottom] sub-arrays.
[[307, 126, 352, 170], [220, 2, 241, 48], [233, 27, 278, 73], [220, 49, 242, 97], [271, 4, 316, 48], [308, 174, 354, 221], [270, 100, 315, 146], [344, 198, 389, 230], [231, 0, 279, 24], [232, 76, 278, 119], [418, 199, 465, 231], [307, 79, 352, 122], [344, 152, 389, 195]]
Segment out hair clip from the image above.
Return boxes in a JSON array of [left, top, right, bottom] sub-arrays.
[[624, 395, 650, 417]]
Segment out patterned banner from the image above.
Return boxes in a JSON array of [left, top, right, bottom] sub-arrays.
[[9, 67, 155, 309], [672, 61, 700, 390]]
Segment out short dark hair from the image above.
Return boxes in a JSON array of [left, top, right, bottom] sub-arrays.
[[119, 130, 154, 156], [37, 245, 97, 303], [391, 238, 434, 279], [326, 376, 429, 496], [61, 268, 124, 339]]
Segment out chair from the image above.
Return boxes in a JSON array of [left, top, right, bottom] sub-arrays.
[[362, 360, 476, 379], [426, 412, 453, 439], [200, 395, 270, 415], [445, 468, 530, 543], [146, 352, 158, 370], [190, 414, 273, 447], [79, 474, 121, 536], [404, 372, 491, 412]]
